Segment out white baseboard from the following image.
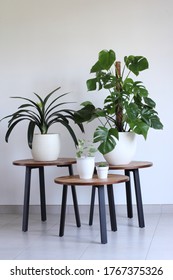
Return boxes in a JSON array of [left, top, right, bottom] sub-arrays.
[[0, 204, 173, 214]]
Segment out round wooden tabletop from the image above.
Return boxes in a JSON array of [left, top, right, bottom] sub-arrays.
[[54, 174, 129, 186], [105, 161, 153, 170], [13, 158, 76, 167]]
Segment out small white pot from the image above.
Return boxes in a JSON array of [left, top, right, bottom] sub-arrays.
[[76, 157, 95, 179], [31, 133, 60, 161], [96, 166, 109, 179], [104, 132, 137, 165]]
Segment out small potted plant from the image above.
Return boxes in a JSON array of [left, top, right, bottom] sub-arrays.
[[74, 49, 163, 164], [76, 139, 97, 179], [96, 162, 109, 179], [1, 86, 84, 161]]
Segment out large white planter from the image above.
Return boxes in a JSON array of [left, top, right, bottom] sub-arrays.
[[76, 157, 95, 179], [31, 133, 60, 161], [104, 132, 137, 165]]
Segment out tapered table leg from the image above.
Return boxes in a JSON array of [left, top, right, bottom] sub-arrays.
[[68, 165, 81, 227], [133, 169, 145, 228], [107, 184, 117, 231], [125, 170, 133, 218], [59, 185, 68, 237], [22, 167, 31, 232], [39, 167, 47, 221], [98, 186, 107, 244], [89, 186, 96, 226]]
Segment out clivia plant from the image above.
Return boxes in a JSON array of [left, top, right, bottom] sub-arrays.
[[1, 86, 84, 148]]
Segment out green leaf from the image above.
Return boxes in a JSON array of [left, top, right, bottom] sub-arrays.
[[124, 55, 149, 76], [81, 101, 94, 106], [98, 49, 116, 70], [132, 120, 149, 139], [150, 115, 163, 129], [90, 61, 102, 73], [123, 78, 134, 91], [144, 97, 156, 108], [43, 86, 61, 104], [86, 78, 97, 91], [126, 103, 139, 120], [137, 86, 148, 97], [27, 121, 35, 149], [55, 119, 79, 146], [74, 103, 96, 123], [93, 126, 118, 154]]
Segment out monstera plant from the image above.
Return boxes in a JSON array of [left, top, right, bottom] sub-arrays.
[[74, 49, 163, 156]]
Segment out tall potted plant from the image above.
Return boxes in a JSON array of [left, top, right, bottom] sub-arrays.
[[1, 86, 84, 161], [74, 49, 163, 164]]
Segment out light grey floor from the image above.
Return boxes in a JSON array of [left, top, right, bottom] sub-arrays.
[[0, 205, 173, 260]]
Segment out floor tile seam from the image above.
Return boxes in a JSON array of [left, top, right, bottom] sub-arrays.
[[78, 218, 114, 259], [145, 212, 162, 259], [12, 237, 38, 260], [78, 233, 101, 259]]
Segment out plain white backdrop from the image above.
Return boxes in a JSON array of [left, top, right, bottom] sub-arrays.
[[0, 0, 172, 206]]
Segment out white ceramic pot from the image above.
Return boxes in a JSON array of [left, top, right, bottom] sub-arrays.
[[31, 133, 60, 161], [104, 132, 137, 165], [76, 157, 95, 179], [96, 166, 109, 179]]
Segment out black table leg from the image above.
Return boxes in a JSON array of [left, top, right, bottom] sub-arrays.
[[68, 165, 81, 227], [133, 169, 145, 228], [125, 170, 133, 218], [22, 167, 32, 232], [39, 167, 47, 222], [98, 186, 107, 244], [107, 184, 117, 231], [89, 186, 96, 226], [59, 185, 68, 237]]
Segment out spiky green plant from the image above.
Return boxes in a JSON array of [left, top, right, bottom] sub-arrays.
[[2, 86, 84, 148]]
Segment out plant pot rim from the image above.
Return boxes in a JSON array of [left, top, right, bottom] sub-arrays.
[[76, 156, 95, 159], [34, 133, 60, 136], [96, 165, 109, 169]]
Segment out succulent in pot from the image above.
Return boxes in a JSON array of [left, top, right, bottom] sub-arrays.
[[74, 49, 163, 164], [96, 162, 109, 179], [1, 86, 84, 161]]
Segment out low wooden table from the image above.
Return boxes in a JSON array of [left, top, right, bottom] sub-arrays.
[[13, 158, 80, 232], [54, 174, 129, 244], [90, 161, 153, 228]]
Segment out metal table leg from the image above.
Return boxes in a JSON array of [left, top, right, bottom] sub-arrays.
[[125, 170, 133, 218], [89, 186, 96, 226], [107, 184, 117, 231], [22, 167, 32, 232], [59, 185, 68, 236], [39, 167, 47, 222], [68, 165, 81, 227], [98, 186, 107, 244], [133, 169, 145, 228]]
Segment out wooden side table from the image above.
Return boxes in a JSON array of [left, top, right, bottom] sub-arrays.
[[90, 161, 153, 228], [13, 158, 81, 232], [54, 174, 129, 244]]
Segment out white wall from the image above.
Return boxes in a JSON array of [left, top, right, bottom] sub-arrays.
[[0, 0, 172, 205]]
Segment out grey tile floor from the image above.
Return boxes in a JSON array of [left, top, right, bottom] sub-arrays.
[[0, 205, 173, 260]]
